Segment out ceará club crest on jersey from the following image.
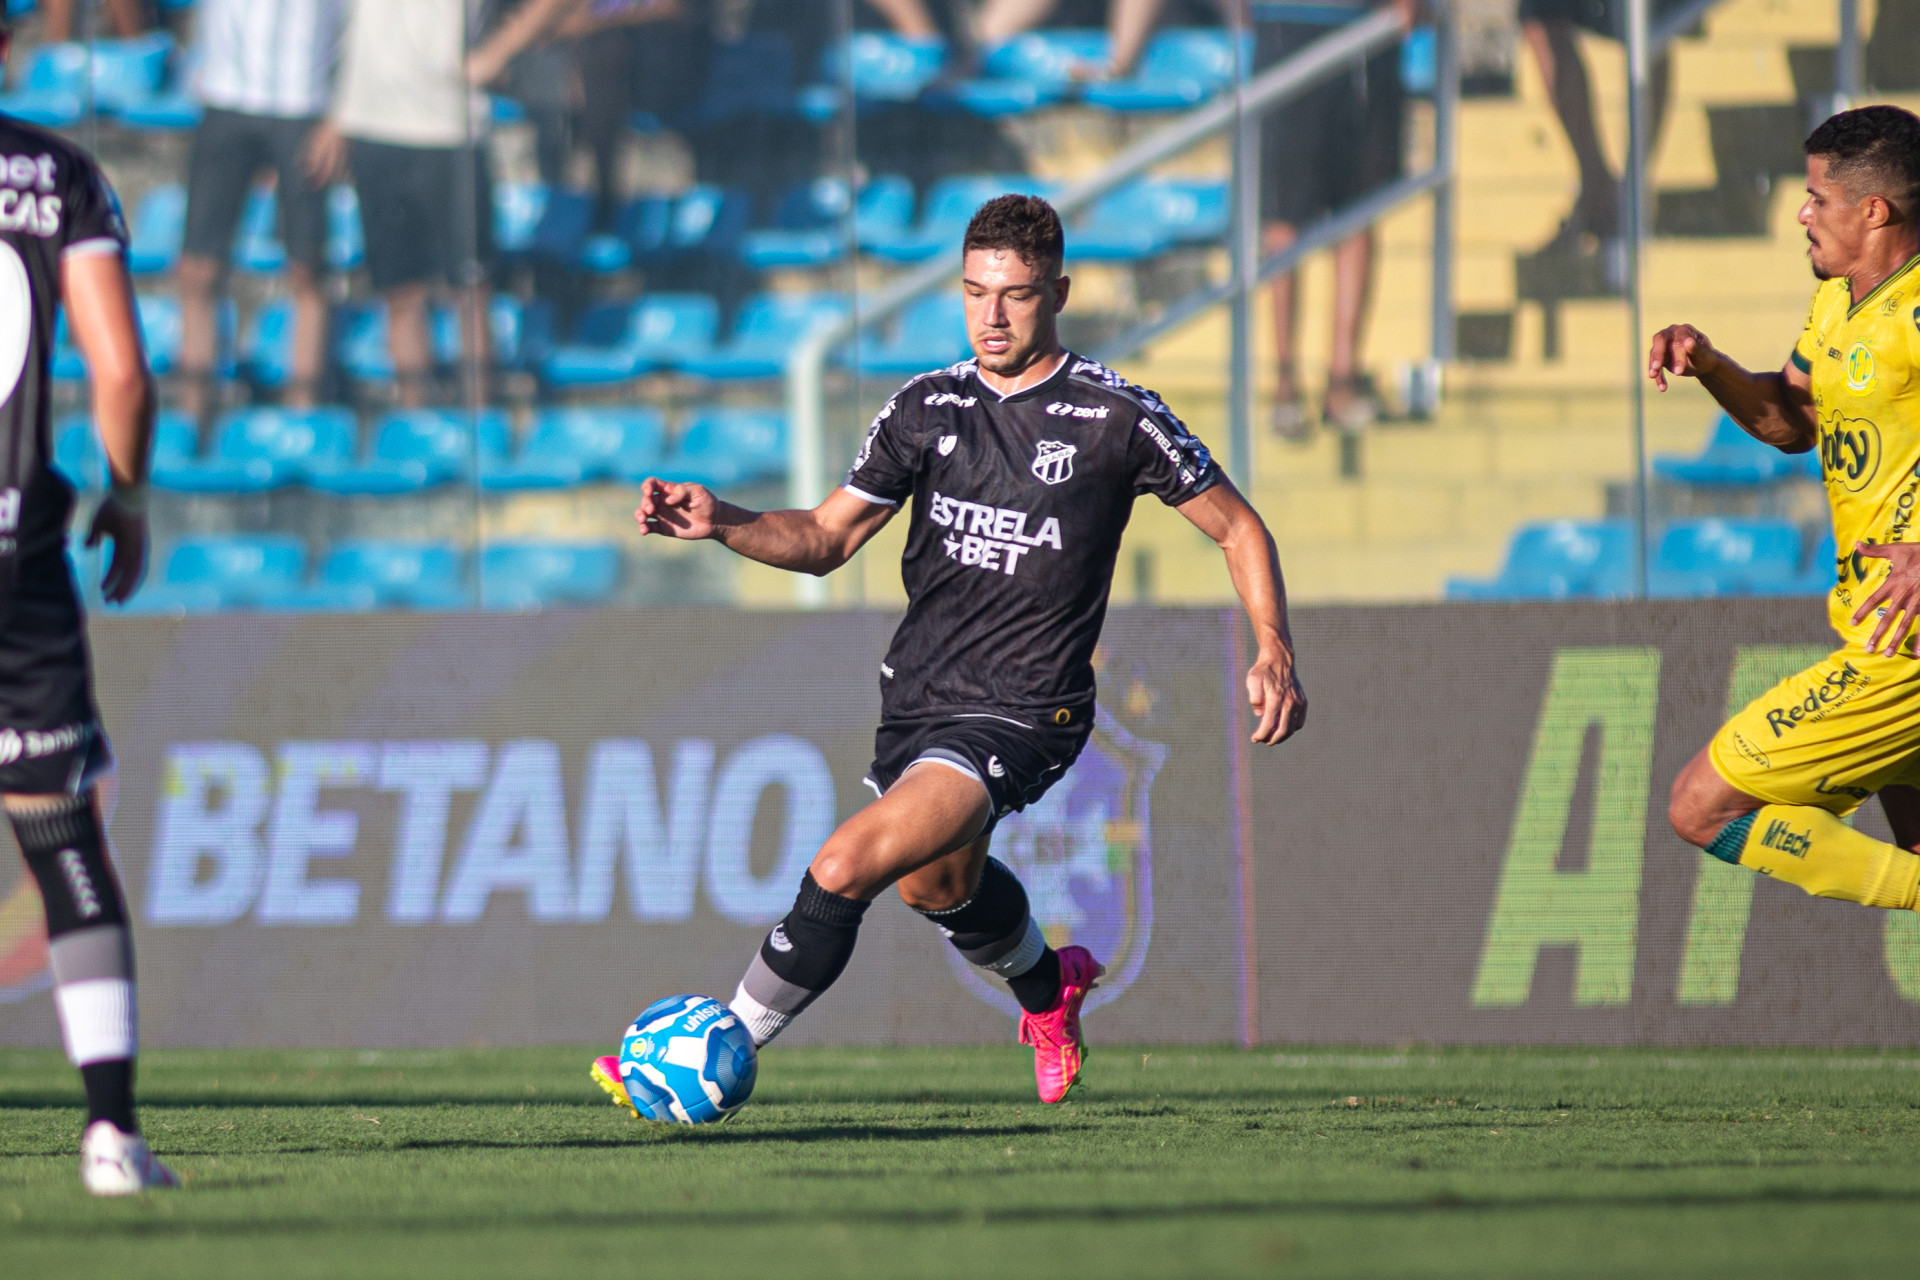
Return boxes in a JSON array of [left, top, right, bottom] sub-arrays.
[[1031, 439, 1076, 485]]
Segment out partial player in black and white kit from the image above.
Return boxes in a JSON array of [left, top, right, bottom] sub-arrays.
[[844, 353, 1218, 824], [0, 14, 170, 1196], [615, 194, 1304, 1110]]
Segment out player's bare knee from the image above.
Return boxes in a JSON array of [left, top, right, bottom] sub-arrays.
[[897, 868, 970, 914]]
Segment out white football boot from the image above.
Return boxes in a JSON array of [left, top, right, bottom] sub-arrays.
[[80, 1120, 181, 1195]]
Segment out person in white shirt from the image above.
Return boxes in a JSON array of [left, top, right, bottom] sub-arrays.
[[323, 0, 582, 407], [176, 0, 345, 417]]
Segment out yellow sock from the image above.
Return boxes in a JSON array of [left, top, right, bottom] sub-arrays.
[[1706, 804, 1920, 910]]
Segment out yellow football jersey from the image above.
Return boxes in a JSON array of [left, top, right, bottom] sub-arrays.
[[1791, 254, 1920, 649]]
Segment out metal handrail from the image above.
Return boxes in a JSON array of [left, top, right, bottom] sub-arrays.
[[784, 5, 1415, 554]]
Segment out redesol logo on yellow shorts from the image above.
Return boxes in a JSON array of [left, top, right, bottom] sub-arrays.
[[1847, 341, 1877, 393]]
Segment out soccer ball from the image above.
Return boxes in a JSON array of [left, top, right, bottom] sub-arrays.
[[617, 994, 758, 1124]]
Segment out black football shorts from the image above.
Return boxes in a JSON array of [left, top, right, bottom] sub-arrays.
[[0, 546, 110, 795], [867, 712, 1091, 832]]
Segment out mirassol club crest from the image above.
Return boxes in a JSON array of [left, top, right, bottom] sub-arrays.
[[1031, 439, 1076, 485]]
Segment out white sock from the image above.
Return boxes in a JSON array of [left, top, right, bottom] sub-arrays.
[[728, 985, 791, 1048], [54, 977, 136, 1065]]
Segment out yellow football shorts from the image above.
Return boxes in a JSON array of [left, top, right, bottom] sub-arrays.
[[1711, 648, 1920, 816]]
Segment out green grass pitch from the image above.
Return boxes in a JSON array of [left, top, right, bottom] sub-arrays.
[[3, 1044, 1918, 1277]]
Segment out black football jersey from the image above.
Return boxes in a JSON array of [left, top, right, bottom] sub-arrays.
[[0, 118, 128, 589], [845, 351, 1220, 724]]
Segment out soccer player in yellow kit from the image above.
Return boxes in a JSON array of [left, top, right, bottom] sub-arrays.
[[1654, 105, 1920, 911]]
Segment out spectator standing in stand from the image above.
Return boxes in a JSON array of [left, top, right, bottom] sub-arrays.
[[175, 0, 345, 419], [1255, 0, 1412, 435], [322, 0, 580, 408], [39, 0, 149, 42]]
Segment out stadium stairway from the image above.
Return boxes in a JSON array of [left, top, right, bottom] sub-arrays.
[[732, 0, 1863, 608]]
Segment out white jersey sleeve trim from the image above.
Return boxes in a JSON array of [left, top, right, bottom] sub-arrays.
[[61, 238, 124, 260], [842, 483, 901, 507]]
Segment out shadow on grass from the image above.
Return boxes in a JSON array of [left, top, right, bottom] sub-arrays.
[[12, 1185, 1920, 1241]]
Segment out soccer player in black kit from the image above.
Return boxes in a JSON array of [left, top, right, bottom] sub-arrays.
[[0, 17, 168, 1191], [613, 195, 1305, 1103]]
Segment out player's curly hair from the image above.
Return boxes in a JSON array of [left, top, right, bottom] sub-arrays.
[[1805, 105, 1920, 215], [962, 194, 1065, 276]]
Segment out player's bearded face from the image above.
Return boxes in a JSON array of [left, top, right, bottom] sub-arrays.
[[1801, 155, 1869, 282], [962, 248, 1069, 375]]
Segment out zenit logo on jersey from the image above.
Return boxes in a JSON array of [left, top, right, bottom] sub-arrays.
[[1045, 401, 1108, 419], [924, 392, 976, 408]]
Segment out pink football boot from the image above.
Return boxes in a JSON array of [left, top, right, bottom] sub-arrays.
[[1017, 945, 1104, 1104]]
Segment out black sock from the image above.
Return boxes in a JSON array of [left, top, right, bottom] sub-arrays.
[[915, 858, 1062, 1014], [1006, 948, 1062, 1015], [81, 1058, 136, 1133], [732, 873, 870, 1044]]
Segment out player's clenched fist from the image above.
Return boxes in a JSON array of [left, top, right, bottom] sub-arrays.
[[1647, 324, 1721, 391], [634, 477, 716, 540]]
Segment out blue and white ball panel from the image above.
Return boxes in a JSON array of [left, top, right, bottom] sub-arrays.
[[617, 994, 758, 1124]]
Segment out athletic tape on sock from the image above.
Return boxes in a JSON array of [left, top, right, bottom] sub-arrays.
[[728, 985, 791, 1048], [54, 977, 134, 1065], [975, 916, 1046, 978]]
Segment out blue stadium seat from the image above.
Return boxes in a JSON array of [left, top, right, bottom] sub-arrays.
[[494, 182, 549, 254], [1788, 532, 1839, 595], [1070, 178, 1229, 260], [137, 294, 182, 374], [862, 174, 1055, 262], [1445, 519, 1637, 600], [935, 29, 1109, 116], [480, 407, 667, 490], [849, 293, 969, 374], [673, 185, 756, 262], [161, 534, 307, 605], [326, 184, 364, 271], [0, 43, 88, 125], [127, 183, 186, 274], [1653, 413, 1821, 485], [1082, 29, 1246, 111], [159, 407, 356, 493], [115, 44, 204, 132], [678, 293, 850, 380], [480, 541, 621, 609], [678, 31, 797, 127], [1647, 518, 1805, 597], [542, 293, 720, 385], [87, 33, 174, 114], [740, 175, 914, 269], [530, 188, 593, 261], [233, 184, 285, 273], [657, 408, 787, 488], [54, 295, 184, 379], [306, 408, 511, 495], [242, 298, 296, 388], [336, 298, 521, 382], [147, 411, 202, 488], [323, 541, 467, 609], [822, 33, 946, 103], [52, 414, 103, 490]]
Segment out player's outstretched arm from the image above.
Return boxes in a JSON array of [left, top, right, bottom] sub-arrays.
[[1176, 480, 1306, 746], [633, 479, 895, 577], [64, 251, 154, 604], [1646, 323, 1817, 451]]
